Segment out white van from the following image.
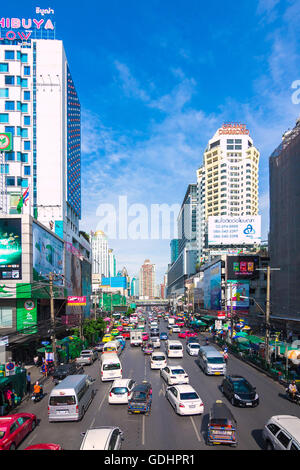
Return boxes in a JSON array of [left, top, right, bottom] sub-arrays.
[[48, 374, 96, 422], [198, 346, 226, 375], [100, 353, 122, 382], [165, 340, 183, 358]]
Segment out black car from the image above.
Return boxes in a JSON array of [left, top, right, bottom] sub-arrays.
[[52, 362, 84, 385], [221, 375, 259, 407], [128, 381, 152, 415]]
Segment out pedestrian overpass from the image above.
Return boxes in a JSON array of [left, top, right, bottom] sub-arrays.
[[133, 299, 169, 307]]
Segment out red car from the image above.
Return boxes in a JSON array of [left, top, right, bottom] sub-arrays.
[[178, 330, 198, 339], [121, 331, 130, 339], [0, 413, 37, 450], [142, 332, 149, 341], [176, 321, 185, 327], [24, 443, 62, 450]]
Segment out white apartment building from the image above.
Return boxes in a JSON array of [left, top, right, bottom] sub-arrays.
[[91, 230, 109, 278]]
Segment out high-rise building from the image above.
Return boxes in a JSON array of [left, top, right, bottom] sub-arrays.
[[108, 248, 116, 278], [269, 118, 300, 319], [202, 123, 259, 219], [139, 259, 155, 299], [170, 239, 179, 264], [91, 230, 108, 278]]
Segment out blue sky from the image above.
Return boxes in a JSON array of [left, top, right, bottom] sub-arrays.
[[6, 0, 300, 282]]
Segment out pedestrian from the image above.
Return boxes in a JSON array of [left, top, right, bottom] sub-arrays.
[[26, 371, 31, 395], [4, 388, 13, 408], [33, 355, 39, 367]]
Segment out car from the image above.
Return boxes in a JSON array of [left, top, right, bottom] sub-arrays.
[[186, 337, 200, 344], [128, 381, 152, 415], [151, 336, 161, 348], [170, 325, 180, 333], [52, 362, 84, 385], [263, 415, 300, 450], [175, 321, 185, 327], [94, 342, 105, 352], [111, 329, 119, 337], [220, 375, 259, 407], [0, 413, 37, 450], [142, 341, 154, 355], [160, 332, 168, 340], [80, 427, 124, 450], [121, 331, 130, 340], [165, 384, 204, 416], [178, 330, 198, 339], [102, 334, 114, 343], [186, 342, 201, 356], [24, 443, 63, 450], [75, 349, 98, 365], [142, 332, 149, 341], [150, 352, 167, 369], [114, 336, 126, 349], [160, 365, 189, 385], [108, 379, 136, 404]]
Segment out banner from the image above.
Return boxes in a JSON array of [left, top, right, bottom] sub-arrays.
[[0, 218, 22, 280], [32, 222, 64, 284], [227, 280, 249, 310], [16, 299, 37, 334], [67, 296, 86, 306]]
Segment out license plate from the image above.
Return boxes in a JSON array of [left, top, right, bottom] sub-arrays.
[[57, 410, 68, 414], [214, 372, 221, 375], [133, 411, 140, 413], [246, 402, 252, 406], [189, 405, 196, 409]]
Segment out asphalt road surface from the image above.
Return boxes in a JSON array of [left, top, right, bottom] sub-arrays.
[[17, 319, 300, 450]]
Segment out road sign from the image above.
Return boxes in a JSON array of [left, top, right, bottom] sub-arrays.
[[5, 361, 15, 376]]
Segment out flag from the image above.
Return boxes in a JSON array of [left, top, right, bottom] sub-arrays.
[[17, 187, 29, 214]]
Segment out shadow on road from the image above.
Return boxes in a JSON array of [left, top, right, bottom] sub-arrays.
[[251, 429, 265, 449]]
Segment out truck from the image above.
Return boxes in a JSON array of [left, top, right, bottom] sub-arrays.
[[130, 330, 143, 347]]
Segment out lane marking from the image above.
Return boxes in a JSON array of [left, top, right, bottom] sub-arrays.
[[190, 416, 201, 442], [142, 414, 145, 446]]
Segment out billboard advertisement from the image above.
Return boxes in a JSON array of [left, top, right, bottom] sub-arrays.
[[33, 222, 64, 285], [227, 280, 249, 311], [16, 299, 37, 334], [227, 255, 259, 280], [208, 216, 261, 245], [203, 261, 222, 310], [0, 218, 22, 280]]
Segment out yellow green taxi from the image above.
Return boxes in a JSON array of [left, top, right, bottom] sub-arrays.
[[111, 329, 119, 336], [102, 333, 113, 343]]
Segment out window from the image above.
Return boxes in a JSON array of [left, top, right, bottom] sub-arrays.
[[21, 128, 28, 138], [21, 103, 28, 113], [0, 88, 9, 98], [0, 306, 12, 327], [5, 126, 14, 136], [0, 164, 9, 174], [24, 116, 30, 126], [5, 50, 14, 60], [5, 75, 14, 85], [276, 431, 291, 449], [23, 66, 30, 76], [5, 152, 15, 161], [23, 91, 30, 101], [21, 153, 28, 163], [21, 78, 28, 88], [0, 63, 9, 73], [21, 178, 28, 188], [0, 113, 9, 123], [24, 141, 31, 151], [6, 176, 15, 186], [24, 166, 31, 176], [5, 101, 15, 111], [21, 54, 28, 63]]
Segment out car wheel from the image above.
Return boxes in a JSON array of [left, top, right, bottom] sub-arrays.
[[231, 397, 235, 406], [266, 440, 274, 450], [9, 443, 16, 450]]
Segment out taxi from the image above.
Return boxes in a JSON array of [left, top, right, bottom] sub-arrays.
[[111, 329, 119, 337], [178, 330, 197, 339], [102, 334, 114, 343], [0, 413, 37, 450]]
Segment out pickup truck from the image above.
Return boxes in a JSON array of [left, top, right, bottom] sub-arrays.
[[130, 330, 143, 347], [75, 349, 98, 366]]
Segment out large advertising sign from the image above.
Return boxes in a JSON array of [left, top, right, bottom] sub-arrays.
[[0, 132, 13, 152], [0, 218, 22, 280], [32, 222, 64, 285], [208, 216, 261, 245], [16, 299, 37, 334], [0, 16, 55, 42], [204, 261, 222, 310], [227, 281, 249, 311], [227, 255, 259, 280]]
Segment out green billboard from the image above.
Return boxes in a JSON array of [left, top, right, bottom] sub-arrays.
[[0, 133, 13, 152], [16, 299, 37, 334]]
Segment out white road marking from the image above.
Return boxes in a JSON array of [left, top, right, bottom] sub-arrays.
[[142, 414, 145, 446], [190, 416, 201, 442]]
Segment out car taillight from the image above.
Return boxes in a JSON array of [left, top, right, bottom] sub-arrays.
[[128, 392, 130, 396], [179, 403, 185, 408], [199, 402, 203, 407], [48, 406, 50, 414], [101, 371, 103, 375], [76, 405, 79, 413], [109, 392, 112, 397]]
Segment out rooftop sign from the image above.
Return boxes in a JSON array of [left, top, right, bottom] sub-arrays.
[[219, 123, 249, 135], [0, 16, 55, 41]]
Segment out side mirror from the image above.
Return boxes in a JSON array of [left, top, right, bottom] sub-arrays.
[[80, 432, 86, 437]]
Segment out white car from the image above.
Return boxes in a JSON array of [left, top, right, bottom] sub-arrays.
[[186, 342, 201, 356], [160, 365, 189, 385], [108, 379, 136, 404], [263, 415, 300, 450], [150, 322, 158, 328], [80, 427, 124, 450], [171, 325, 180, 333], [151, 336, 161, 348], [150, 352, 167, 369], [166, 384, 204, 416]]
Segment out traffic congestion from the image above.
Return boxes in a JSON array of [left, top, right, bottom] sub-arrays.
[[1, 307, 300, 450]]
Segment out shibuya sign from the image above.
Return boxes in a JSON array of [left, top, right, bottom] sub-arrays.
[[219, 123, 249, 135], [0, 17, 55, 41]]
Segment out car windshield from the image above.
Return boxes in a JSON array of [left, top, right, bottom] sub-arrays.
[[170, 345, 182, 350], [49, 395, 76, 406], [180, 392, 199, 400], [232, 380, 252, 393], [210, 419, 233, 428], [207, 357, 225, 364], [190, 344, 200, 349], [171, 369, 185, 374], [111, 387, 127, 394], [81, 351, 91, 355], [153, 356, 165, 361], [103, 363, 121, 371]]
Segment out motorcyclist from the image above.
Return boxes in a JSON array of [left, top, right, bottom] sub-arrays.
[[205, 337, 209, 345], [33, 381, 42, 398], [288, 381, 298, 401]]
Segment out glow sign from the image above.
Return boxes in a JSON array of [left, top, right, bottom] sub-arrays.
[[219, 123, 249, 135], [0, 17, 55, 41]]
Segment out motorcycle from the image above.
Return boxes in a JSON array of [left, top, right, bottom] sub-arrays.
[[285, 388, 300, 405], [223, 352, 229, 363], [31, 387, 44, 403]]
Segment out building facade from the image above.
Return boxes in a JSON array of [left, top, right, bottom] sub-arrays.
[[139, 259, 155, 299], [91, 230, 108, 278]]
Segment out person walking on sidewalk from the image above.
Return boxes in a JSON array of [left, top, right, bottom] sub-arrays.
[[26, 372, 31, 395]]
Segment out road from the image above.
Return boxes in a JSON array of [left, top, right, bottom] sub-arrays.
[[17, 318, 300, 450]]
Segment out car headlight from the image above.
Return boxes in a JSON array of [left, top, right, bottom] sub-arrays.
[[234, 394, 240, 399], [255, 394, 259, 400]]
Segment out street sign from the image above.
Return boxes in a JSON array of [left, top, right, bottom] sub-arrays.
[[5, 361, 15, 376]]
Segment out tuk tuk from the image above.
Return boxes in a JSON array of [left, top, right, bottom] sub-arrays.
[[207, 400, 237, 447], [142, 341, 154, 355]]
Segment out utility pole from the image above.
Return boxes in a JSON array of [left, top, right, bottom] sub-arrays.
[[49, 272, 57, 367], [230, 282, 234, 341]]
